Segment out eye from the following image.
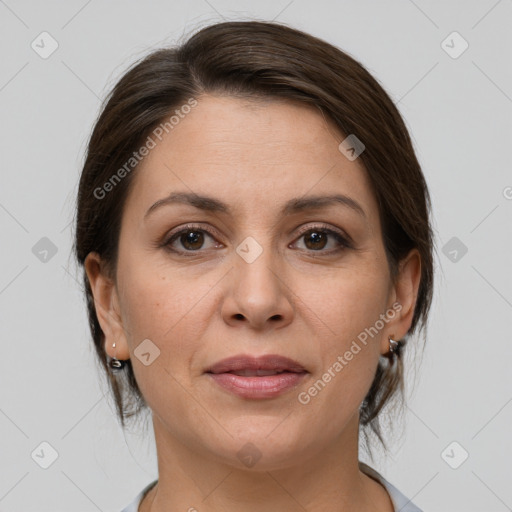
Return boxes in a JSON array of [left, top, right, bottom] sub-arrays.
[[164, 225, 221, 253], [292, 225, 351, 253], [161, 223, 351, 255]]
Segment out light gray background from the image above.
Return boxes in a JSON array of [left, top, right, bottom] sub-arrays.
[[1, 1, 511, 511]]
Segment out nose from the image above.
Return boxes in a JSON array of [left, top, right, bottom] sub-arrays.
[[221, 243, 294, 331]]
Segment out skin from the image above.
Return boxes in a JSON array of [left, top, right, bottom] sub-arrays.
[[85, 95, 421, 511]]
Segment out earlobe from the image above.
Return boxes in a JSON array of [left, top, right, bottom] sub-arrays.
[[384, 249, 422, 348], [84, 252, 130, 360]]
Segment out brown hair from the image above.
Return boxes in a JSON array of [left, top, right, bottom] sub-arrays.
[[73, 20, 434, 456]]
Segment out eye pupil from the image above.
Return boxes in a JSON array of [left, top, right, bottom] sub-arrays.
[[167, 227, 345, 254], [182, 231, 204, 250], [305, 231, 327, 250]]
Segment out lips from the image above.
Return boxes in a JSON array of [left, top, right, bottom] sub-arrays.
[[206, 354, 307, 375], [206, 355, 307, 399]]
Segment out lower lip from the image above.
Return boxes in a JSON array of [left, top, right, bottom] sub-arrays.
[[208, 372, 307, 399]]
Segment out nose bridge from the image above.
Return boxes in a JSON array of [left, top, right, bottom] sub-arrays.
[[223, 231, 293, 328], [235, 232, 282, 299]]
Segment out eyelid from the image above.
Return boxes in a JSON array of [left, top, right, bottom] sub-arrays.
[[167, 223, 220, 238], [161, 222, 353, 253], [293, 223, 353, 246], [163, 223, 222, 246]]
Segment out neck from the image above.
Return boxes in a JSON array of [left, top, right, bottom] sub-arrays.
[[139, 413, 392, 512]]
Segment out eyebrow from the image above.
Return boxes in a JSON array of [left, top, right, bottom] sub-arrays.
[[144, 191, 366, 220]]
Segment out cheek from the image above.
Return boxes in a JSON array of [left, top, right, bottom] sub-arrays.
[[297, 285, 384, 438], [117, 268, 210, 419], [294, 265, 388, 413], [306, 265, 390, 346], [118, 263, 214, 363]]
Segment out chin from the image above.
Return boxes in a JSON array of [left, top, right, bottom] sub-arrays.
[[209, 420, 312, 472]]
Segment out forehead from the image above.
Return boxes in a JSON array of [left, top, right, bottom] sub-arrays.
[[123, 94, 379, 224]]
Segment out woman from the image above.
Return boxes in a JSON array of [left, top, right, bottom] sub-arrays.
[[74, 20, 433, 512]]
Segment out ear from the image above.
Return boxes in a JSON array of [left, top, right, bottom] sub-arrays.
[[84, 252, 130, 361], [381, 248, 422, 354]]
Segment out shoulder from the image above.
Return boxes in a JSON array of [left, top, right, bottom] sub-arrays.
[[359, 461, 423, 512], [120, 480, 158, 512]]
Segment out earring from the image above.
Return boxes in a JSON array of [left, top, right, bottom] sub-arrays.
[[388, 334, 399, 354], [108, 341, 126, 371], [387, 334, 403, 358]]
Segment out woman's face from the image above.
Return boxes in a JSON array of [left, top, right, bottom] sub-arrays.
[[87, 94, 419, 470]]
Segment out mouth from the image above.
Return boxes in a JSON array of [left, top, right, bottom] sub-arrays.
[[221, 369, 298, 376], [206, 354, 308, 399], [207, 354, 307, 374]]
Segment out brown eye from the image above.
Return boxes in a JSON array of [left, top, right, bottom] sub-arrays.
[[179, 230, 204, 250], [303, 230, 328, 250], [165, 228, 219, 253], [293, 226, 351, 253]]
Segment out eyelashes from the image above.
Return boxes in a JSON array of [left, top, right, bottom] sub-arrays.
[[293, 224, 352, 252], [161, 223, 353, 256]]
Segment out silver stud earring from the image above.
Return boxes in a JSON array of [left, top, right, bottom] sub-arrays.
[[388, 335, 403, 357], [108, 342, 126, 370]]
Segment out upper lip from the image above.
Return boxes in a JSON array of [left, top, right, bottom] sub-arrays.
[[206, 354, 307, 374]]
